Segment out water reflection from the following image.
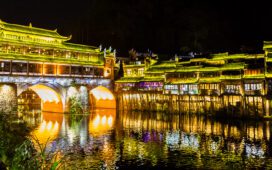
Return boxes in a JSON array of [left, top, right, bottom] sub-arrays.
[[119, 110, 272, 168], [14, 106, 272, 169]]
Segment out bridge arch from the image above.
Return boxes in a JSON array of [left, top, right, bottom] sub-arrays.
[[90, 86, 116, 109], [18, 83, 64, 113]]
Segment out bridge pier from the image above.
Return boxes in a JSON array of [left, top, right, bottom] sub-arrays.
[[65, 86, 90, 113]]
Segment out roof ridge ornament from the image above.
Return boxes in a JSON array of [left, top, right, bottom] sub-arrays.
[[29, 22, 32, 28], [67, 35, 72, 40]]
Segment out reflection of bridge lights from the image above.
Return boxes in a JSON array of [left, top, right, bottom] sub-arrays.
[[39, 120, 59, 132], [101, 116, 107, 125], [53, 122, 59, 131], [108, 116, 113, 127], [93, 115, 101, 128], [33, 119, 60, 145], [47, 121, 53, 130], [40, 120, 47, 132], [91, 114, 115, 132]]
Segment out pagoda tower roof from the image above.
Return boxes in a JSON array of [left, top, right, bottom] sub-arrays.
[[0, 19, 70, 40]]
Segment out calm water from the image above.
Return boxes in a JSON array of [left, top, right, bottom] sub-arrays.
[[8, 105, 272, 169]]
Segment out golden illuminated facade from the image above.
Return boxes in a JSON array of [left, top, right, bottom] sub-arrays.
[[116, 51, 270, 97], [115, 45, 272, 117]]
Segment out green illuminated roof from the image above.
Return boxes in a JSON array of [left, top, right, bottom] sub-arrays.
[[141, 77, 164, 82], [263, 41, 272, 49], [146, 67, 176, 73], [124, 64, 145, 68], [266, 58, 272, 62], [190, 58, 207, 62], [151, 61, 176, 68], [176, 66, 202, 72], [63, 42, 99, 52], [265, 73, 272, 78], [167, 78, 198, 84], [0, 20, 69, 40], [220, 75, 242, 80], [199, 77, 221, 83], [198, 67, 220, 72], [0, 20, 102, 53], [221, 63, 244, 70], [176, 61, 191, 65], [243, 74, 265, 79], [0, 36, 100, 53], [115, 77, 143, 83], [211, 53, 263, 60]]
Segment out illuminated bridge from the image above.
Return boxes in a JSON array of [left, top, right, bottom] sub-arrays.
[[0, 20, 116, 113]]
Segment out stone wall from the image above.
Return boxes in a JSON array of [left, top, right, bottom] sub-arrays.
[[0, 84, 17, 113]]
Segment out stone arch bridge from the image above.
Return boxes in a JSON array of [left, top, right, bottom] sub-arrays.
[[0, 76, 116, 113]]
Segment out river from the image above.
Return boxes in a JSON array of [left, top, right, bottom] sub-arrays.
[[1, 103, 272, 169]]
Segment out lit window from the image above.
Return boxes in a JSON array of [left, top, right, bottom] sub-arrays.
[[138, 68, 144, 75], [127, 69, 132, 75]]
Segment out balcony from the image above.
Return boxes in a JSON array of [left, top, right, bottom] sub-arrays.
[[0, 51, 103, 66], [244, 90, 262, 96], [220, 75, 242, 80]]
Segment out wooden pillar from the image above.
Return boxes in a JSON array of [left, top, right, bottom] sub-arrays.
[[27, 62, 29, 76]]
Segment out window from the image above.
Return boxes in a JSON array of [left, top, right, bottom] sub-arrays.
[[44, 64, 56, 75], [57, 65, 70, 75], [29, 63, 42, 75], [244, 83, 262, 91], [225, 84, 240, 94]]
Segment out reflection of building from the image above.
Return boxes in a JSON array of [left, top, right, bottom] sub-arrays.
[[119, 110, 270, 168]]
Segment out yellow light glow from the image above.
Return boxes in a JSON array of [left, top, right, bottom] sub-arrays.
[[1, 85, 11, 91], [30, 84, 60, 103], [90, 86, 114, 100]]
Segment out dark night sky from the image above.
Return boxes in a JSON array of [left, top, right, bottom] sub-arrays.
[[0, 0, 271, 57]]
